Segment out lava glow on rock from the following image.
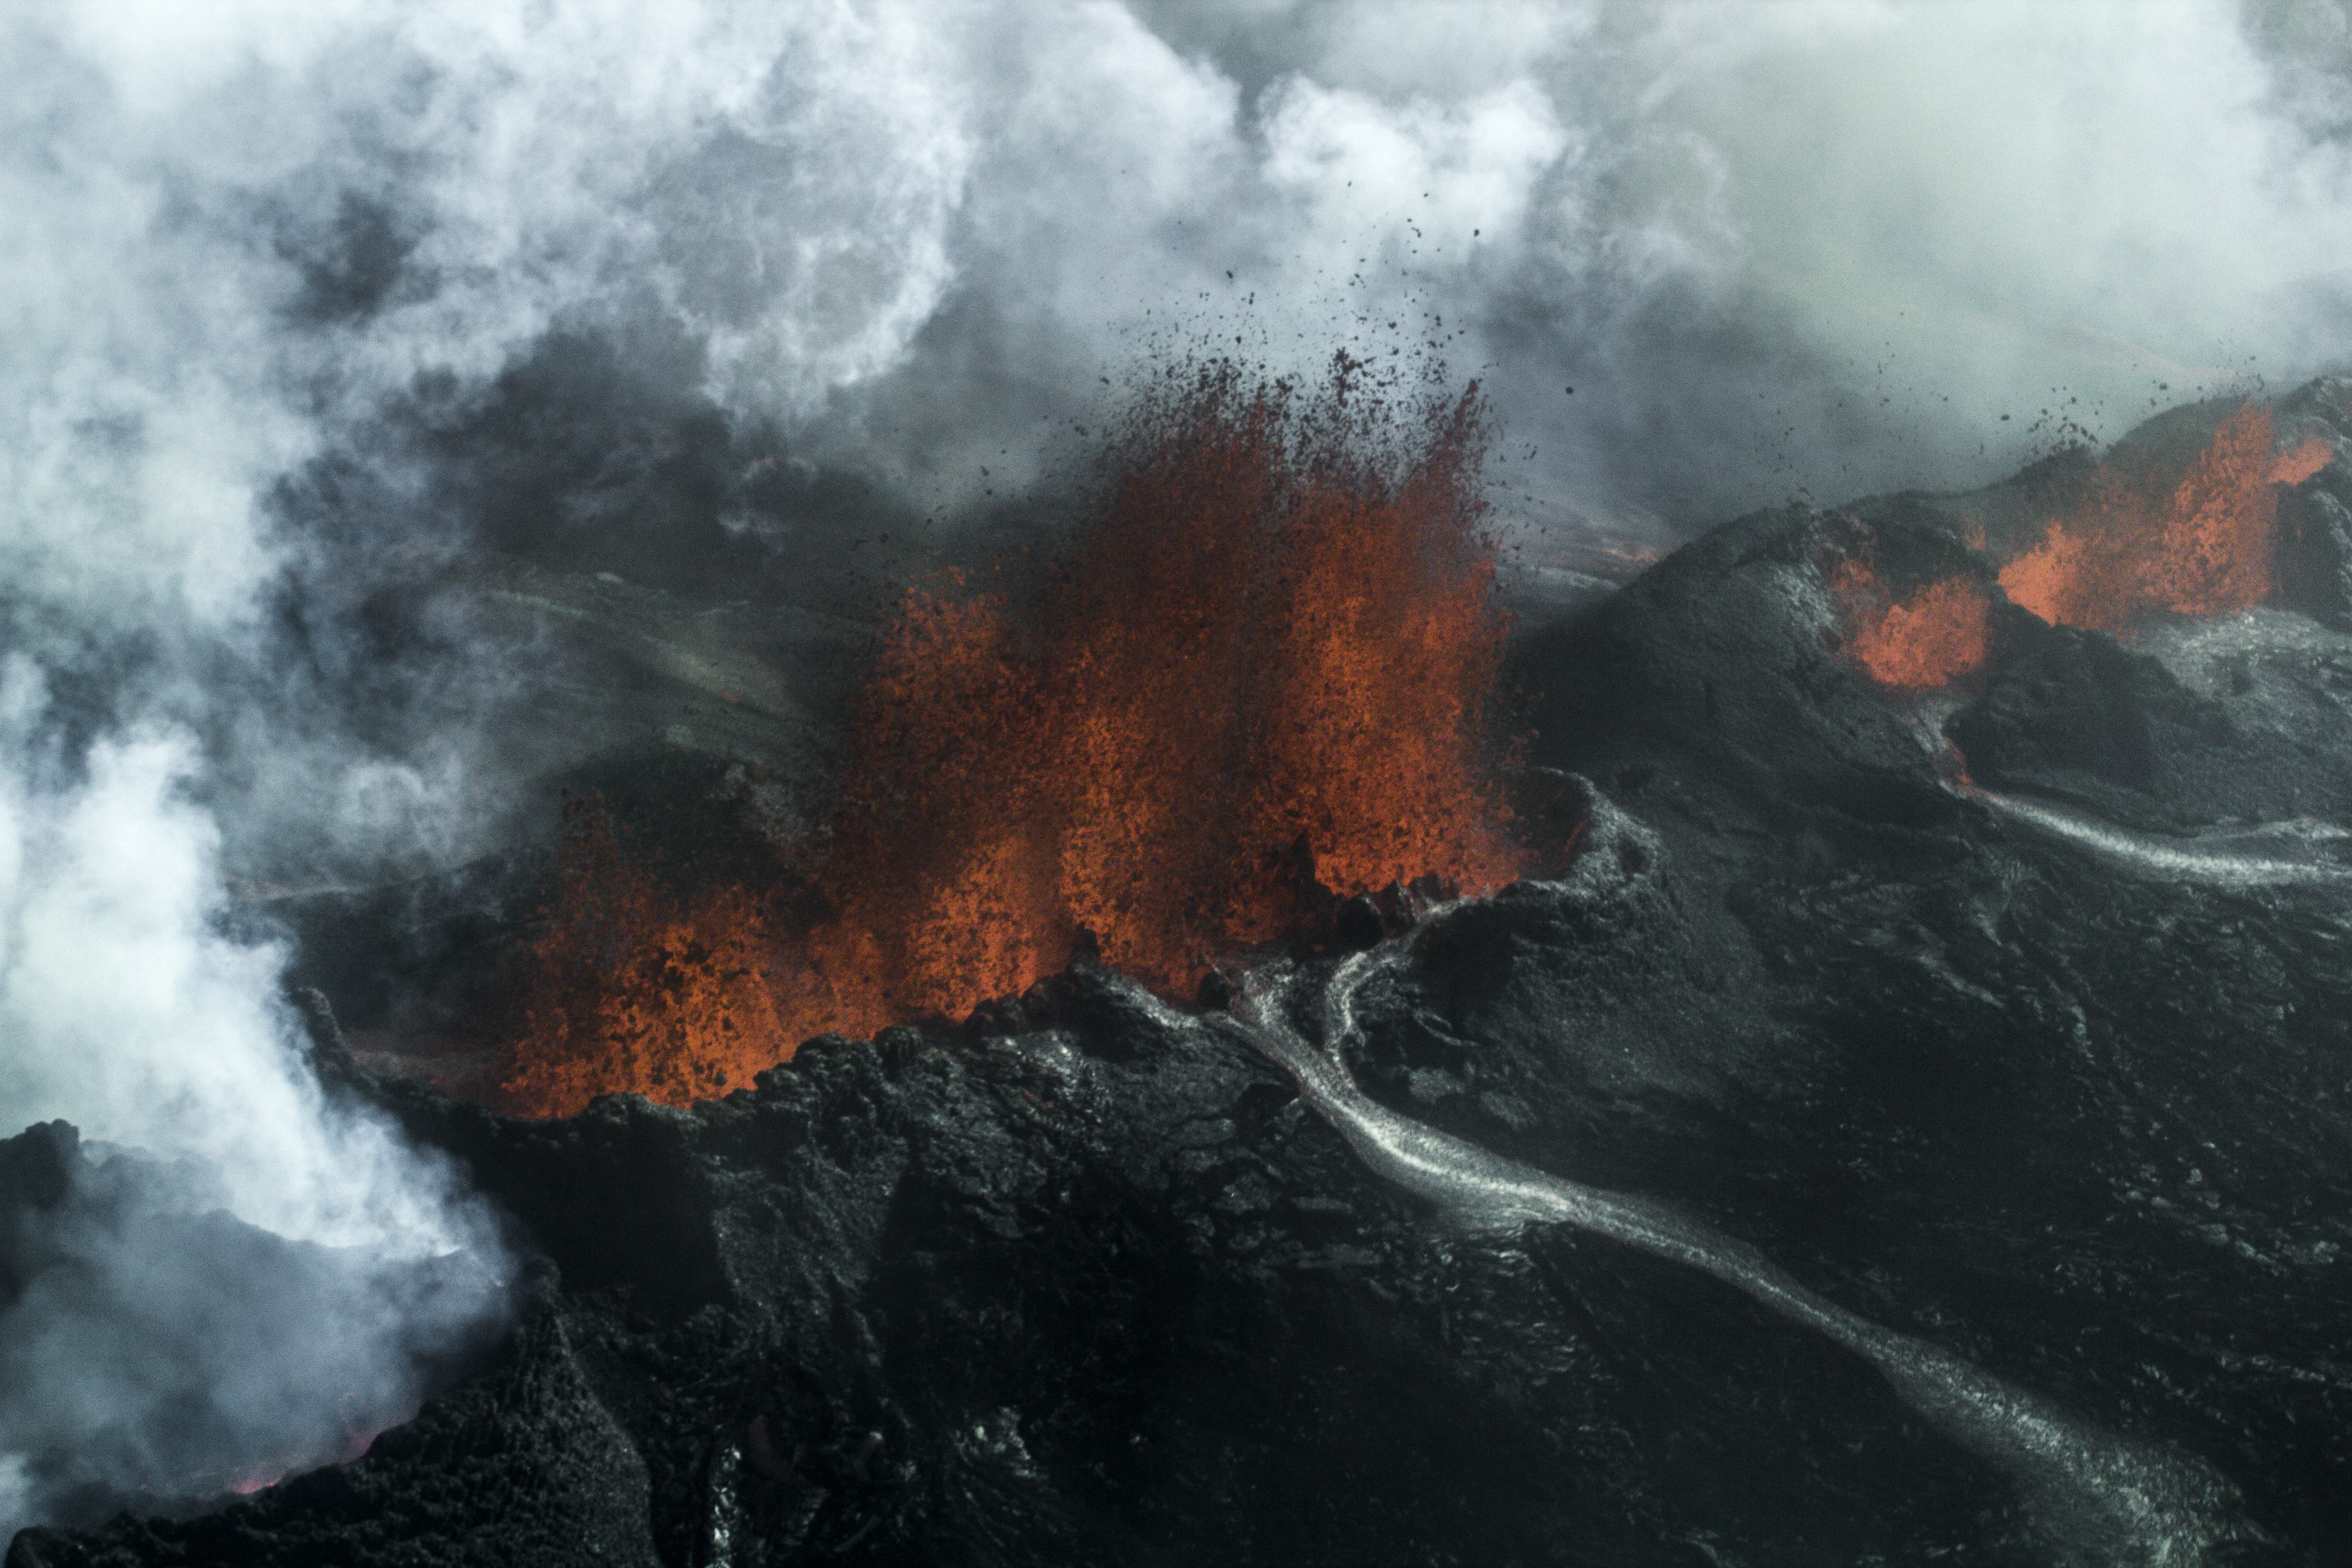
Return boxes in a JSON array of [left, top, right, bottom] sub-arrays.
[[1828, 562, 1994, 691], [1832, 399, 2335, 690], [502, 360, 1524, 1116], [1998, 402, 2331, 632]]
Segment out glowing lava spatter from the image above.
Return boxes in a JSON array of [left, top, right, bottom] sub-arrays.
[[1828, 558, 1994, 690], [502, 358, 1525, 1116], [1835, 401, 2335, 691], [503, 798, 790, 1115], [1997, 402, 2329, 633]]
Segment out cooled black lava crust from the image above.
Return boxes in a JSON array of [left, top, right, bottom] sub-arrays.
[[11, 387, 2352, 1568]]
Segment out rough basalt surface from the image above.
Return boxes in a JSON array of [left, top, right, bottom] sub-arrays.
[[13, 422, 2352, 1566]]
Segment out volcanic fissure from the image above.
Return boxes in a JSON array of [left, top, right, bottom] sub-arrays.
[[500, 359, 1532, 1117]]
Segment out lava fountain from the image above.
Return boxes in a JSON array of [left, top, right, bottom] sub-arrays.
[[1827, 557, 1994, 691], [502, 358, 1528, 1116], [1997, 401, 2332, 632], [1830, 399, 2335, 690]]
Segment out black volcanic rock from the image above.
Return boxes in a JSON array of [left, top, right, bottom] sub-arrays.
[[20, 390, 2352, 1566], [1945, 619, 2239, 829], [1947, 606, 2352, 832], [2276, 470, 2352, 632], [1513, 505, 1961, 828], [0, 1123, 75, 1225], [32, 725, 2352, 1564], [13, 904, 2036, 1568]]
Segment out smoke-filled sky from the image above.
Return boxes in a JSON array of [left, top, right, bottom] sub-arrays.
[[9, 0, 2351, 871], [4, 0, 2352, 1533]]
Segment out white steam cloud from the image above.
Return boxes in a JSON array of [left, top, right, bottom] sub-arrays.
[[0, 675, 463, 1253], [0, 658, 504, 1529], [4, 0, 2351, 1537]]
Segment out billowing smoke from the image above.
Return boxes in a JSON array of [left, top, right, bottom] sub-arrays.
[[4, 0, 2351, 1536], [0, 676, 508, 1528]]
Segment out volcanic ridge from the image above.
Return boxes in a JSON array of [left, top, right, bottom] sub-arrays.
[[10, 377, 2352, 1566]]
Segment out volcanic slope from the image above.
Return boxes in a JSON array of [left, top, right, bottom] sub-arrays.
[[12, 383, 2352, 1566]]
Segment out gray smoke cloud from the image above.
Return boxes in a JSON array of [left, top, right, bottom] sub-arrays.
[[4, 0, 2351, 1535]]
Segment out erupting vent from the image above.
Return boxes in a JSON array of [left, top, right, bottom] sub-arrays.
[[1828, 560, 1993, 690], [502, 361, 1524, 1116], [505, 800, 789, 1109], [1997, 402, 2331, 632], [1834, 400, 2335, 688]]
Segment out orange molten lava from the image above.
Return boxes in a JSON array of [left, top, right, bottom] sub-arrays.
[[2273, 431, 2335, 488], [502, 360, 1523, 1115], [1997, 402, 2326, 633], [504, 798, 792, 1113], [1829, 558, 1993, 690]]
